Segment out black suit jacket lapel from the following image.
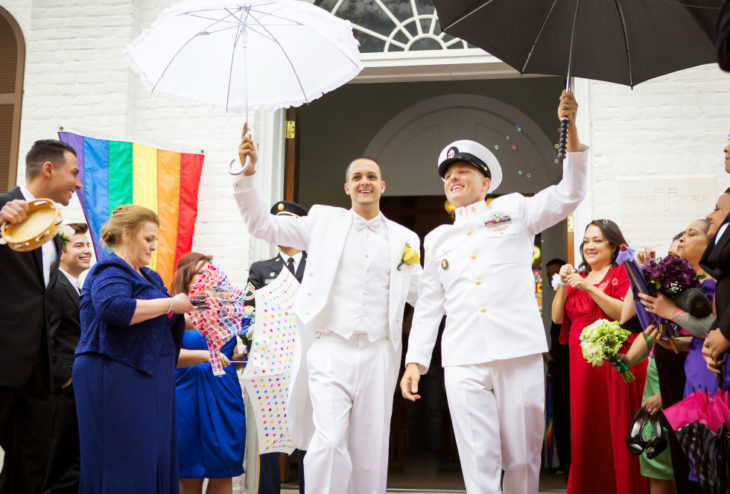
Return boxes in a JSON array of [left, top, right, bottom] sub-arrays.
[[701, 214, 730, 277], [62, 275, 80, 308]]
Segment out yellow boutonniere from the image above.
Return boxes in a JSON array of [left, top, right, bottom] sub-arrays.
[[398, 242, 420, 270]]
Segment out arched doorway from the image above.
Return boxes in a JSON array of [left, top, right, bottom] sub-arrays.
[[364, 93, 559, 197]]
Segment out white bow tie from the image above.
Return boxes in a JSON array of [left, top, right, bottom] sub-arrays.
[[353, 214, 381, 233]]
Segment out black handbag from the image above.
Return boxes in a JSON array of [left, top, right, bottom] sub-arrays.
[[674, 287, 712, 318]]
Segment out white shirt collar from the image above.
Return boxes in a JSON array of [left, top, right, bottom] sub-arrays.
[[716, 223, 729, 245], [279, 251, 303, 265], [19, 186, 34, 201], [454, 199, 489, 225]]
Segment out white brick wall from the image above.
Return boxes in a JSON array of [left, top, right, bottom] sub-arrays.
[[571, 64, 730, 260]]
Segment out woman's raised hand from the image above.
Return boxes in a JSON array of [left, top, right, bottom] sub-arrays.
[[559, 264, 575, 284], [170, 293, 195, 314]]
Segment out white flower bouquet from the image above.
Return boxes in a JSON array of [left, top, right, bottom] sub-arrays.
[[580, 319, 635, 383]]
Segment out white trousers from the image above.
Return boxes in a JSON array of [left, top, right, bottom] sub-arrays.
[[304, 333, 397, 494], [444, 354, 545, 494]]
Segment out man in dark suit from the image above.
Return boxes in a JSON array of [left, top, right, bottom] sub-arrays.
[[45, 223, 91, 493], [245, 200, 308, 494], [0, 139, 81, 493], [701, 187, 730, 375]]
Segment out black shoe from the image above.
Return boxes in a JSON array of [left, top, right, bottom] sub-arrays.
[[644, 412, 668, 460], [625, 408, 650, 456]]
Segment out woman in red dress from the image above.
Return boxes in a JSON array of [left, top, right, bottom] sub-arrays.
[[552, 219, 649, 494]]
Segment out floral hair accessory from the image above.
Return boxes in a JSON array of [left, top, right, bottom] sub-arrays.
[[398, 242, 420, 270]]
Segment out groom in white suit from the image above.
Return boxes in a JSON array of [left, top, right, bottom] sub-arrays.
[[233, 125, 421, 494]]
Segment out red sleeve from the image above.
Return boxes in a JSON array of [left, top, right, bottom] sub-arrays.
[[607, 264, 630, 301]]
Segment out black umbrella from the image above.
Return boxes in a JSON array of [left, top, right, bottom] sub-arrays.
[[434, 0, 722, 158], [674, 422, 730, 494]]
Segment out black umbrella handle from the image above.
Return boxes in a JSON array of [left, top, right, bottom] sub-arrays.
[[557, 117, 569, 161]]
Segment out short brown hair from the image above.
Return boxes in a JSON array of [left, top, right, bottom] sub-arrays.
[[345, 156, 381, 181], [61, 222, 89, 252], [171, 252, 213, 295], [25, 139, 77, 181], [100, 205, 158, 249]]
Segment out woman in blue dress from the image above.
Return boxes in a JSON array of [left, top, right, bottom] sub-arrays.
[[171, 252, 246, 494], [73, 205, 194, 493]]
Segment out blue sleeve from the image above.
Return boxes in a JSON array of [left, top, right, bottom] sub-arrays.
[[90, 266, 137, 327]]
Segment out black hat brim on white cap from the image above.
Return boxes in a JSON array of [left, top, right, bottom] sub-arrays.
[[438, 153, 491, 179], [437, 139, 503, 193]]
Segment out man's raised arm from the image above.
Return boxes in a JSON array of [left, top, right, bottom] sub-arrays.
[[523, 91, 588, 235], [232, 123, 311, 250]]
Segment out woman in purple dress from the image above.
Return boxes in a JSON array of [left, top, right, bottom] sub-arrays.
[[638, 218, 723, 489], [639, 219, 720, 395]]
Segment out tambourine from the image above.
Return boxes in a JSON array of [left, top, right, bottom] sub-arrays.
[[0, 198, 63, 251]]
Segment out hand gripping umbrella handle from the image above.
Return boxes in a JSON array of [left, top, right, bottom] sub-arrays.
[[228, 156, 250, 175], [556, 117, 569, 161]]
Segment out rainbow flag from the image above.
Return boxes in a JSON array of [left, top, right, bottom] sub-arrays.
[[58, 131, 204, 288]]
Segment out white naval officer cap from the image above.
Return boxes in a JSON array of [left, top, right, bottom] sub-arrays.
[[437, 140, 503, 193]]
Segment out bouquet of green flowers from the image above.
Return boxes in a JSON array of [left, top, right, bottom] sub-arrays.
[[580, 319, 635, 383]]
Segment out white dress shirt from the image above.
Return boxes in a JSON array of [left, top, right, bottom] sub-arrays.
[[20, 186, 57, 287], [312, 211, 390, 341]]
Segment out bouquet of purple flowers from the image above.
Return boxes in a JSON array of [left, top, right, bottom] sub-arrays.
[[641, 255, 700, 297], [640, 255, 712, 336]]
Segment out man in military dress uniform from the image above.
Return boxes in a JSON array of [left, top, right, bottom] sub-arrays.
[[401, 91, 587, 494], [245, 200, 307, 494]]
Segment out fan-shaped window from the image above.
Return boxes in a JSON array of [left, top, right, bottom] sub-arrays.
[[316, 0, 469, 53], [0, 7, 24, 191]]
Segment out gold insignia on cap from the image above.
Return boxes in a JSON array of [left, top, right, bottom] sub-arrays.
[[441, 259, 449, 270], [277, 203, 285, 211]]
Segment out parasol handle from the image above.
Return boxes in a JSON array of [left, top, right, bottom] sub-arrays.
[[228, 156, 250, 175], [557, 117, 569, 161]]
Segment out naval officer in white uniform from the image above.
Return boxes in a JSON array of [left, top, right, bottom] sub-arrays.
[[234, 125, 421, 494], [400, 92, 587, 494]]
